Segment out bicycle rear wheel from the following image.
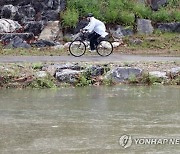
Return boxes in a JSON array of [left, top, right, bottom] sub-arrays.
[[96, 40, 113, 57], [69, 40, 86, 57]]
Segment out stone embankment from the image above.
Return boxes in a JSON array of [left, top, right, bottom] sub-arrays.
[[0, 0, 179, 50], [0, 62, 179, 88]]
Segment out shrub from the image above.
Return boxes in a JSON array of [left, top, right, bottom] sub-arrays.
[[151, 8, 171, 22], [167, 0, 180, 8], [61, 8, 79, 28], [119, 11, 135, 26], [133, 3, 152, 19], [30, 78, 56, 88], [171, 10, 180, 21]]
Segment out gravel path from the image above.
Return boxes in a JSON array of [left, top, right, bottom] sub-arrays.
[[0, 54, 180, 63]]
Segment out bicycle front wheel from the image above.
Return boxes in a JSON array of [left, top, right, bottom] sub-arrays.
[[96, 40, 113, 57], [69, 40, 86, 57]]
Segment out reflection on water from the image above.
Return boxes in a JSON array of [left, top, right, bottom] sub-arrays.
[[0, 86, 179, 153]]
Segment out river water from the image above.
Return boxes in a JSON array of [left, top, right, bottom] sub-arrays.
[[0, 86, 179, 154]]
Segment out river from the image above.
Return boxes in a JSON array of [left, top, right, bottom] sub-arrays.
[[0, 85, 179, 153]]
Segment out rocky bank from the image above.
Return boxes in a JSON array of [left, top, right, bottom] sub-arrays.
[[0, 61, 179, 88]]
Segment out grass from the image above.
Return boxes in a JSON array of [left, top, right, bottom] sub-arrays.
[[0, 32, 179, 56], [0, 47, 69, 56], [30, 78, 57, 88], [119, 32, 180, 55]]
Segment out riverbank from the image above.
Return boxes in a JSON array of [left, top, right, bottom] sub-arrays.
[[0, 32, 180, 56], [0, 60, 179, 88]]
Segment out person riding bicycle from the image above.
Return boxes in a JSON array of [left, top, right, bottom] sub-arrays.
[[82, 13, 108, 52]]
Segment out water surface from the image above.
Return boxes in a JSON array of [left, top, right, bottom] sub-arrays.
[[0, 86, 179, 153]]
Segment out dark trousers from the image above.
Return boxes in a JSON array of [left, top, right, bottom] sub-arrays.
[[88, 32, 100, 50]]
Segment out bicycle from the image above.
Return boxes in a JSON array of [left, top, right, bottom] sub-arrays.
[[69, 31, 113, 57]]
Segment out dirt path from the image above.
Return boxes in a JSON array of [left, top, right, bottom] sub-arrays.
[[0, 54, 180, 63]]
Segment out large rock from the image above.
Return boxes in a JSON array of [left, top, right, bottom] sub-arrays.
[[17, 4, 36, 22], [148, 0, 168, 11], [42, 63, 83, 76], [0, 0, 66, 22], [0, 33, 34, 44], [55, 69, 83, 84], [0, 19, 22, 33], [23, 21, 45, 36], [169, 67, 180, 78], [105, 67, 142, 82], [109, 25, 133, 40], [1, 4, 18, 19], [157, 22, 180, 33], [0, 0, 23, 6], [38, 21, 62, 41], [86, 65, 110, 77], [42, 10, 59, 21], [55, 63, 83, 72], [149, 71, 167, 78], [137, 19, 154, 34], [4, 36, 31, 48], [32, 39, 60, 47]]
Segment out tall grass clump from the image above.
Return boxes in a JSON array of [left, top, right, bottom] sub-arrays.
[[171, 10, 180, 21], [151, 8, 171, 22], [61, 8, 79, 28], [133, 3, 152, 19], [119, 11, 135, 26]]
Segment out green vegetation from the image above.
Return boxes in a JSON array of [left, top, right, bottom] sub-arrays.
[[128, 73, 164, 85], [122, 32, 180, 55], [61, 8, 79, 28], [76, 74, 92, 86], [128, 74, 138, 84], [61, 0, 180, 28], [30, 77, 57, 88], [32, 63, 43, 70], [0, 48, 67, 56]]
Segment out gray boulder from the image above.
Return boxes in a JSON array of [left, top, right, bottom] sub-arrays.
[[0, 0, 66, 22], [42, 10, 59, 21], [149, 71, 167, 78], [23, 21, 45, 36], [157, 22, 180, 33], [149, 0, 168, 11], [0, 19, 22, 33], [169, 67, 180, 78], [110, 25, 133, 40], [32, 39, 59, 47], [137, 19, 154, 34], [87, 65, 110, 77], [42, 63, 83, 76], [4, 36, 31, 48], [0, 33, 34, 44], [55, 69, 83, 84], [38, 21, 61, 41], [1, 4, 18, 19], [18, 4, 36, 21], [55, 63, 83, 72], [105, 67, 142, 82]]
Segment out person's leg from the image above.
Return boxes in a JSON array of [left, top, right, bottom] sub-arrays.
[[88, 32, 100, 50]]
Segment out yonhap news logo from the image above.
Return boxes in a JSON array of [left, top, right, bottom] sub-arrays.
[[119, 134, 180, 149]]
